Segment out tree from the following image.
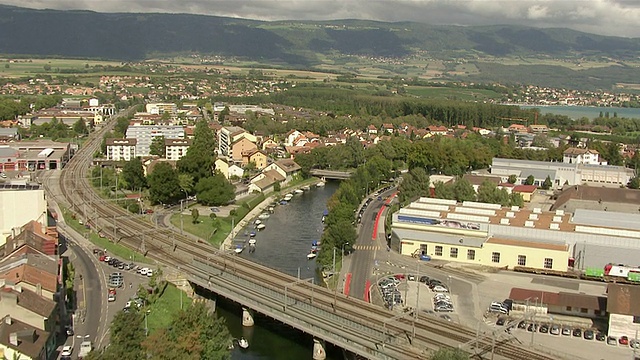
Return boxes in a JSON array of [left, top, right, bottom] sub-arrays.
[[72, 118, 88, 136], [43, 64, 51, 71], [507, 175, 517, 184], [452, 178, 476, 202], [99, 310, 146, 360], [178, 173, 194, 194], [433, 181, 454, 200], [147, 162, 181, 205], [525, 175, 535, 186], [509, 192, 525, 207], [177, 120, 216, 183], [142, 301, 231, 360], [629, 177, 640, 190], [191, 209, 200, 224], [122, 158, 147, 191], [398, 167, 430, 204], [194, 172, 235, 206], [149, 136, 166, 157], [542, 175, 552, 190], [430, 348, 469, 360], [273, 181, 281, 192]]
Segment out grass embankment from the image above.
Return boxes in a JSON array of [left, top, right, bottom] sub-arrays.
[[171, 177, 320, 246], [146, 283, 192, 332], [61, 206, 153, 264]]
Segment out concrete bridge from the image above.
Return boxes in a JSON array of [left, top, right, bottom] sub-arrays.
[[310, 169, 353, 180]]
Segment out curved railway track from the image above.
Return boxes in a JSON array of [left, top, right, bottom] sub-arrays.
[[57, 118, 556, 360]]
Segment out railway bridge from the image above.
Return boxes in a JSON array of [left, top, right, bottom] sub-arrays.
[[54, 116, 556, 360]]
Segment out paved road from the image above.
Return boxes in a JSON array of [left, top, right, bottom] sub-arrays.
[[348, 189, 395, 300]]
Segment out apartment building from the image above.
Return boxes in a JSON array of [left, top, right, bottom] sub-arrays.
[[105, 138, 137, 161], [125, 125, 184, 157], [165, 139, 191, 161]]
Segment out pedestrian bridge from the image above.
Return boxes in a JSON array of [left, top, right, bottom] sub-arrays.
[[310, 169, 353, 179]]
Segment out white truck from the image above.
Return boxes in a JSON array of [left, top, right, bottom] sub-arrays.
[[78, 340, 93, 359]]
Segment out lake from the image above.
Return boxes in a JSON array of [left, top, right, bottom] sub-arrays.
[[518, 105, 640, 120]]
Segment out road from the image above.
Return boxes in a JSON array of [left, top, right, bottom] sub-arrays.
[[348, 189, 396, 301]]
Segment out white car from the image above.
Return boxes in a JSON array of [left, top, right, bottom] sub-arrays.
[[61, 345, 73, 356], [108, 293, 116, 302], [138, 267, 148, 276], [432, 285, 449, 293], [146, 269, 153, 277]]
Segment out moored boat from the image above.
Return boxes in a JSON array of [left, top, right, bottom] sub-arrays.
[[301, 185, 311, 191], [294, 189, 304, 195], [284, 194, 293, 201], [316, 181, 325, 187], [238, 337, 249, 349]]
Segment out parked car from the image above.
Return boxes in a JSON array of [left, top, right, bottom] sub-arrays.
[[107, 293, 116, 302], [65, 325, 74, 336], [608, 336, 618, 345], [539, 324, 549, 333], [583, 329, 595, 340], [572, 328, 582, 337], [496, 318, 506, 326], [630, 339, 640, 348], [61, 345, 73, 357], [562, 327, 572, 336], [432, 285, 449, 293], [527, 323, 538, 332], [550, 324, 560, 335], [596, 332, 606, 341], [517, 321, 527, 329], [619, 336, 629, 345]]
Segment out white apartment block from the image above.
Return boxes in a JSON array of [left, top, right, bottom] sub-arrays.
[[106, 138, 137, 161], [146, 103, 177, 116], [125, 125, 184, 157], [217, 126, 256, 158], [165, 139, 191, 161]]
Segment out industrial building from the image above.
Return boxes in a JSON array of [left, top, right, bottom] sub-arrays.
[[0, 141, 70, 171], [391, 197, 640, 271]]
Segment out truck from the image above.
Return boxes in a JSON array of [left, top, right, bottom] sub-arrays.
[[78, 340, 93, 359]]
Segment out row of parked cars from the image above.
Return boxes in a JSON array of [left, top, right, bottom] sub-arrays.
[[498, 318, 640, 347], [378, 276, 402, 308]]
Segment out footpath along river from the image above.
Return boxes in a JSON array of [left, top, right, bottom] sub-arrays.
[[217, 181, 343, 360]]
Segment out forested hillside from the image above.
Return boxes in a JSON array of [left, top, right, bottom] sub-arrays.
[[0, 5, 639, 63]]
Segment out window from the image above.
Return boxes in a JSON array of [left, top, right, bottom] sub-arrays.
[[450, 247, 458, 258], [566, 306, 572, 311], [544, 258, 553, 269], [419, 244, 427, 256], [492, 252, 501, 263], [467, 250, 475, 260], [581, 308, 588, 314], [435, 246, 443, 256], [517, 255, 527, 266]]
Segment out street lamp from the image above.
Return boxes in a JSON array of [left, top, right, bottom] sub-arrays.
[[341, 242, 349, 272]]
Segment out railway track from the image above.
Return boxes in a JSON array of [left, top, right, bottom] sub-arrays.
[[56, 117, 555, 360]]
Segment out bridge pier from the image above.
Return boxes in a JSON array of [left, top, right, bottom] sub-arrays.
[[242, 307, 254, 327], [312, 338, 326, 360]]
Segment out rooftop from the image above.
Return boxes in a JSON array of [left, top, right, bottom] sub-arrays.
[[571, 208, 640, 232], [0, 316, 49, 359], [607, 284, 640, 315]]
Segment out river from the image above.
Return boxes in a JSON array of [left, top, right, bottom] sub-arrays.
[[518, 105, 640, 120], [218, 181, 342, 360]]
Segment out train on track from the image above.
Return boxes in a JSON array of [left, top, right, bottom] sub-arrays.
[[513, 263, 640, 285]]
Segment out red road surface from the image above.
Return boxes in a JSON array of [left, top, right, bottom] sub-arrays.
[[344, 273, 352, 296]]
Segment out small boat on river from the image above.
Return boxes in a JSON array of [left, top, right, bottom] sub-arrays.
[[237, 337, 249, 349], [301, 185, 311, 191], [294, 189, 304, 195], [284, 194, 293, 201], [256, 223, 266, 230], [316, 181, 325, 187]]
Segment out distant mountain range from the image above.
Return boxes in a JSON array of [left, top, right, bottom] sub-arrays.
[[1, 5, 640, 65]]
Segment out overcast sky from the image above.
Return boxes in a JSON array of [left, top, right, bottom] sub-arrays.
[[3, 0, 639, 38]]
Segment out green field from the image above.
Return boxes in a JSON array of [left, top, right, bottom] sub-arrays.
[[146, 283, 192, 332], [0, 58, 122, 77]]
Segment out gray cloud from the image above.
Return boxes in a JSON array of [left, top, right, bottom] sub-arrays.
[[2, 0, 639, 37]]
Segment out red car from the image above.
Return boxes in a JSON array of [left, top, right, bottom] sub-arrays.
[[394, 274, 406, 280], [108, 288, 117, 296], [99, 255, 106, 262], [619, 336, 629, 345]]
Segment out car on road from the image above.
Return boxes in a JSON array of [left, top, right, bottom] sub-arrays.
[[210, 207, 220, 212], [108, 293, 116, 302], [65, 325, 74, 336], [61, 345, 73, 356], [108, 288, 117, 295]]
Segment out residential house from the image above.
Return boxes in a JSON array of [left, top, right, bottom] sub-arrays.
[[242, 150, 268, 170], [105, 138, 137, 161], [461, 174, 504, 193], [284, 130, 302, 147], [4, 221, 58, 257], [261, 138, 278, 151], [563, 148, 602, 165], [247, 169, 285, 194], [0, 188, 47, 248], [262, 159, 301, 184], [230, 137, 258, 162], [214, 159, 244, 179], [0, 282, 57, 333], [507, 124, 528, 133], [381, 124, 394, 134], [164, 139, 191, 161], [0, 128, 20, 142], [528, 124, 549, 133], [367, 125, 378, 135], [508, 288, 606, 320], [0, 315, 53, 360], [427, 125, 448, 136], [0, 249, 60, 301]]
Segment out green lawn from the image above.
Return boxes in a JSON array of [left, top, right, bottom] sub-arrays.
[[146, 283, 192, 332], [61, 206, 153, 264]]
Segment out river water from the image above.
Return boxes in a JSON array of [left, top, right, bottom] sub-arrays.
[[218, 181, 341, 360], [519, 105, 640, 120]]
